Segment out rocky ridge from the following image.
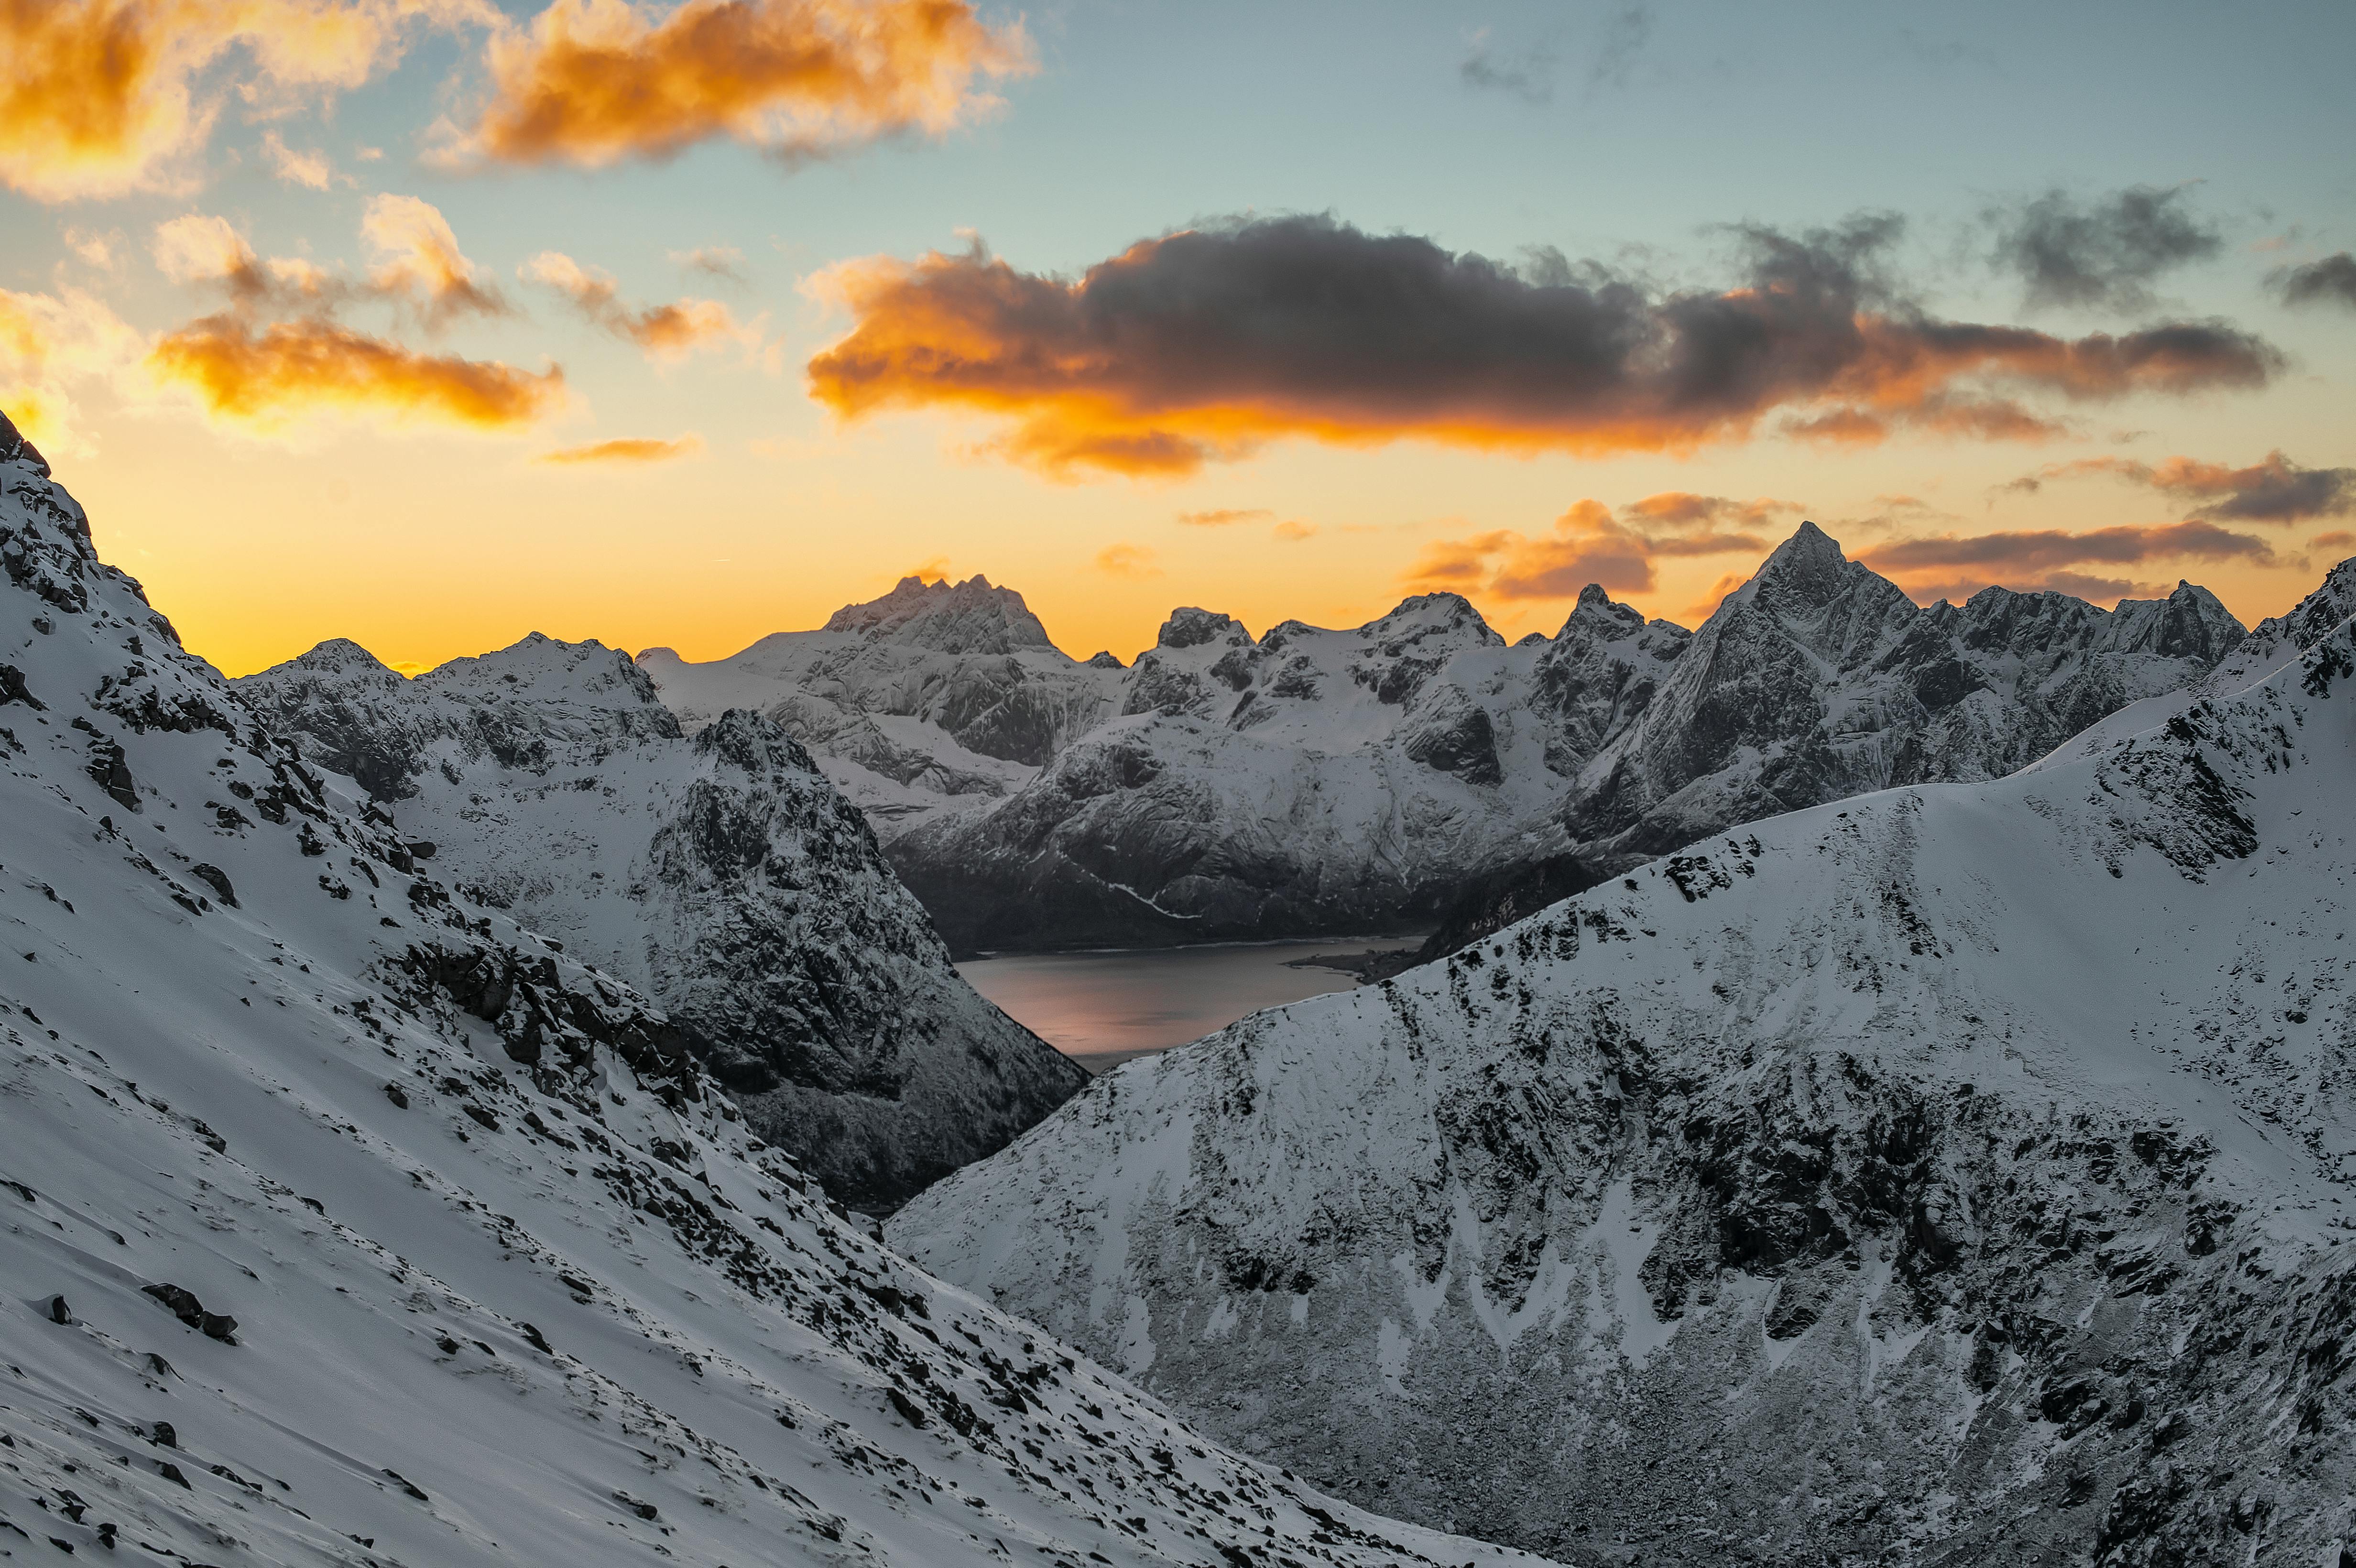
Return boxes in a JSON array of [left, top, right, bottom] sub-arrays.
[[0, 409, 1554, 1568], [240, 626, 1088, 1212], [893, 593, 2356, 1564]]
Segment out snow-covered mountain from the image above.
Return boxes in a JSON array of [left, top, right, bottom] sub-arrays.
[[639, 574, 1124, 833], [238, 626, 1088, 1213], [645, 534, 2248, 955], [892, 569, 2356, 1563], [0, 412, 1555, 1568]]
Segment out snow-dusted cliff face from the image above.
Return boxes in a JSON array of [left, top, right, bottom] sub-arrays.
[[894, 607, 2356, 1563], [239, 625, 1087, 1213], [653, 532, 2250, 954], [0, 418, 1556, 1568]]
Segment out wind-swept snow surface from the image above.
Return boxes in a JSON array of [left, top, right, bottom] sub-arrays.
[[239, 630, 1087, 1212], [894, 592, 2356, 1563], [0, 420, 1550, 1568]]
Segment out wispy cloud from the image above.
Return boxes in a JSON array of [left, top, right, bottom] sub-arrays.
[[1175, 506, 1272, 527], [537, 434, 703, 464], [1094, 541, 1159, 579], [522, 250, 757, 360]]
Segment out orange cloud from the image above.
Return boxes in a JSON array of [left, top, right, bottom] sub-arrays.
[[805, 217, 2280, 478], [0, 283, 141, 451], [1406, 495, 1772, 603], [1175, 506, 1271, 527], [152, 211, 346, 312], [148, 313, 564, 433], [521, 250, 750, 359], [1093, 541, 1158, 579], [0, 0, 486, 201], [451, 0, 1032, 170], [1859, 520, 2278, 606], [364, 194, 509, 327], [537, 434, 702, 463], [1271, 519, 1316, 542]]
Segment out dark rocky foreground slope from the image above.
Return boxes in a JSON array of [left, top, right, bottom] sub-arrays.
[[894, 571, 2356, 1564], [240, 630, 1087, 1211], [646, 532, 2250, 956], [0, 408, 1552, 1568]]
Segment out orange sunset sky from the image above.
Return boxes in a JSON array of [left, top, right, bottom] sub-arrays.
[[2, 0, 2352, 675]]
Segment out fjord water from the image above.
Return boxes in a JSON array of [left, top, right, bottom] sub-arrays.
[[957, 939, 1401, 1071]]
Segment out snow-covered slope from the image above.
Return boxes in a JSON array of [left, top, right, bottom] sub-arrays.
[[893, 600, 2356, 1563], [239, 629, 1087, 1212], [649, 534, 2249, 955], [0, 415, 1556, 1568], [2027, 555, 2356, 775]]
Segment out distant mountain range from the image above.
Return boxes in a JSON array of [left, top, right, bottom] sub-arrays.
[[644, 524, 2252, 956], [891, 555, 2356, 1563]]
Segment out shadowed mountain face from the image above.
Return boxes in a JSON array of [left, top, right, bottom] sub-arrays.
[[643, 531, 2250, 955], [892, 573, 2356, 1563], [0, 420, 1549, 1568], [240, 629, 1088, 1212]]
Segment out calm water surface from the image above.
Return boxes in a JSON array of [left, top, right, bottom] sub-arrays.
[[958, 938, 1413, 1073]]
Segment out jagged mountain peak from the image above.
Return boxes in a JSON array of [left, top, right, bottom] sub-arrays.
[[1358, 590, 1504, 648], [1555, 581, 1654, 641], [417, 631, 674, 719], [1156, 605, 1253, 649], [263, 636, 404, 681], [821, 572, 1058, 654], [0, 404, 49, 476]]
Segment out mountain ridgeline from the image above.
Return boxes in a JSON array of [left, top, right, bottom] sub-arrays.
[[643, 525, 2252, 956]]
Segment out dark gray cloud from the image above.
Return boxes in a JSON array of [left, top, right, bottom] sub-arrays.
[[2007, 451, 2356, 524], [1986, 184, 2223, 314], [808, 212, 2283, 477], [2276, 252, 2356, 311]]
